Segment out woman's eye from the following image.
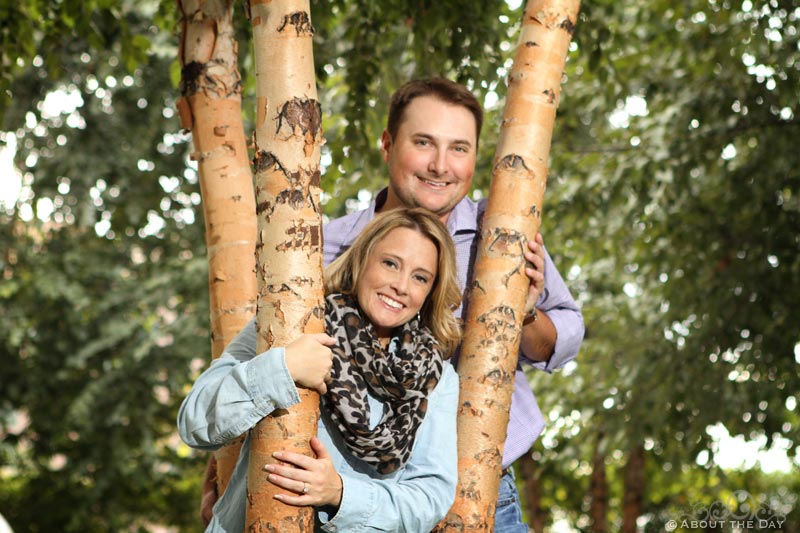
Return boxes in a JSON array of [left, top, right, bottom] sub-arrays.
[[413, 275, 430, 284], [382, 259, 397, 269]]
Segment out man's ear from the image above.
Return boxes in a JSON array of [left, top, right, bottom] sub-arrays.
[[380, 129, 393, 162]]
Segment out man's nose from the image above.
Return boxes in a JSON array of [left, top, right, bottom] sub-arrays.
[[428, 150, 448, 176]]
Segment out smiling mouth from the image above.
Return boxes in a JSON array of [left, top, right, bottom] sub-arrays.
[[418, 177, 449, 188], [378, 294, 404, 310]]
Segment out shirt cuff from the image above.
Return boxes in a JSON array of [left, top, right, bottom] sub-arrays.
[[527, 309, 582, 373], [247, 347, 301, 412], [320, 475, 375, 532]]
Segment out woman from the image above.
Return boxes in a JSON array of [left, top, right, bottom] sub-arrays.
[[178, 207, 462, 532]]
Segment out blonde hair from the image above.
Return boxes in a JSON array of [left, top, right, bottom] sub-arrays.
[[325, 207, 462, 356]]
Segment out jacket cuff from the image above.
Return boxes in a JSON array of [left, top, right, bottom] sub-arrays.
[[247, 347, 301, 411]]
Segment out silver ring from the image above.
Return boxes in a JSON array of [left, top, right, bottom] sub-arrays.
[[302, 482, 308, 494]]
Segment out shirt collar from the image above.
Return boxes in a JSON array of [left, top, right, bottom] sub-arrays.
[[372, 187, 480, 235], [445, 195, 481, 235]]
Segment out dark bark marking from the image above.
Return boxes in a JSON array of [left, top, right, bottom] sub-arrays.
[[459, 400, 482, 417], [277, 11, 314, 36], [265, 326, 274, 348], [253, 150, 320, 220], [495, 154, 535, 181], [476, 305, 518, 344], [253, 150, 283, 175], [486, 227, 528, 287], [468, 279, 487, 296], [247, 517, 278, 532], [308, 168, 321, 188], [477, 305, 519, 360], [473, 447, 502, 469], [501, 261, 524, 288], [560, 17, 576, 35], [273, 300, 285, 323], [543, 88, 556, 104], [496, 154, 529, 171], [487, 227, 526, 257], [277, 188, 309, 210], [301, 304, 325, 327], [180, 61, 205, 94], [478, 368, 514, 387], [525, 41, 539, 47], [180, 59, 242, 98], [527, 13, 543, 25], [276, 219, 321, 254], [460, 478, 482, 501], [266, 283, 300, 299], [290, 275, 314, 286], [438, 513, 465, 530], [275, 97, 322, 155]]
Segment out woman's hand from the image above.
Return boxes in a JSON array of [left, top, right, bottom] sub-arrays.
[[285, 333, 336, 394], [266, 436, 343, 508], [523, 233, 546, 318]]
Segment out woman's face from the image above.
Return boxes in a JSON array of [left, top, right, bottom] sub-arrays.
[[356, 227, 438, 341]]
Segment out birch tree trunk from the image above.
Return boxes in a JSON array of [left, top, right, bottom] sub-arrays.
[[245, 1, 324, 530], [440, 0, 580, 529], [177, 0, 257, 497]]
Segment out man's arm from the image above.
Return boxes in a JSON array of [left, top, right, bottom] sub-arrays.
[[201, 455, 217, 527], [518, 234, 584, 369], [520, 309, 556, 362]]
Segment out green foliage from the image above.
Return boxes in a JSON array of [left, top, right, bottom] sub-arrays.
[[0, 223, 210, 530], [0, 0, 174, 128], [522, 0, 799, 528], [1, 0, 798, 530]]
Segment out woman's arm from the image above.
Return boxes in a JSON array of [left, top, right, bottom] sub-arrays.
[[322, 365, 460, 532], [177, 319, 301, 450]]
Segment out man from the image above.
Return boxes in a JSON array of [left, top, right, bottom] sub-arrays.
[[202, 78, 584, 531], [325, 77, 583, 531]]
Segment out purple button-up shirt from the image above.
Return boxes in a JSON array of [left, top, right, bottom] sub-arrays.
[[323, 189, 584, 467]]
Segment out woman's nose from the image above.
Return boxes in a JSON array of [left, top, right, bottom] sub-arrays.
[[390, 274, 409, 294]]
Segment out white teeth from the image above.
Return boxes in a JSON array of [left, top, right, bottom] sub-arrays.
[[378, 294, 403, 309], [420, 177, 447, 188]]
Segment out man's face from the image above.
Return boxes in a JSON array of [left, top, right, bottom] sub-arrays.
[[381, 95, 477, 222]]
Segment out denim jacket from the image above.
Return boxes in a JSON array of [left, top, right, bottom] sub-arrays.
[[178, 318, 459, 532]]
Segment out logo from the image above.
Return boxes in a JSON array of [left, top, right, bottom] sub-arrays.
[[664, 490, 787, 531]]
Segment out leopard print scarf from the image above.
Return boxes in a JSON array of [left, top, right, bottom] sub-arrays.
[[323, 293, 444, 474]]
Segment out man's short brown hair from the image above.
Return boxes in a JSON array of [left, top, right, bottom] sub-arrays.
[[387, 78, 483, 146]]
